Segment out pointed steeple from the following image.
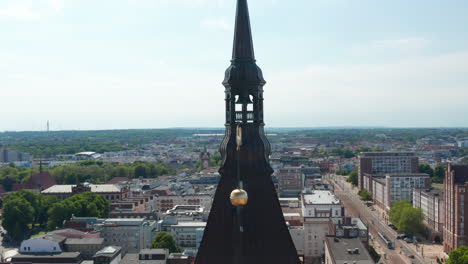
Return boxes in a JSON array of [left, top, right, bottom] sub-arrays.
[[196, 1, 300, 263], [232, 0, 255, 61]]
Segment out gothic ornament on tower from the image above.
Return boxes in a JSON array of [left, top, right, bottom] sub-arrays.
[[194, 0, 301, 263]]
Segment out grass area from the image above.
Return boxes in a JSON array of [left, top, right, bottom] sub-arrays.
[[432, 183, 443, 190]]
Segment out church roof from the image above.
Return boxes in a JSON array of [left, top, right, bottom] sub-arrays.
[[28, 171, 56, 190]]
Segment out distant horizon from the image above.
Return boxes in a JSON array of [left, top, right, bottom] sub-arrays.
[[2, 126, 468, 133]]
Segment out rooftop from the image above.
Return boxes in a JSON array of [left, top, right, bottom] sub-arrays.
[[64, 238, 104, 245], [326, 237, 374, 264], [103, 218, 153, 226], [94, 246, 121, 257], [385, 173, 430, 177], [120, 253, 138, 264], [450, 164, 468, 185], [42, 184, 122, 194], [12, 252, 81, 259], [360, 152, 416, 157], [303, 190, 340, 205], [31, 234, 66, 243], [140, 248, 169, 255], [171, 222, 207, 228], [414, 188, 443, 197]]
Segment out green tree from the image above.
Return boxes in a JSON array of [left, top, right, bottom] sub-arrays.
[[433, 164, 447, 183], [447, 246, 468, 264], [152, 232, 181, 253], [134, 165, 148, 178], [346, 167, 358, 186], [358, 189, 372, 201], [6, 190, 41, 223], [209, 152, 223, 167], [389, 200, 407, 225], [419, 164, 434, 177], [47, 202, 71, 230], [331, 148, 355, 158], [389, 200, 424, 235], [47, 192, 109, 230], [38, 195, 58, 226], [2, 197, 34, 241], [398, 207, 424, 235]]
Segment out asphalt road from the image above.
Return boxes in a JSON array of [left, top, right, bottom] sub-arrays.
[[330, 176, 428, 264]]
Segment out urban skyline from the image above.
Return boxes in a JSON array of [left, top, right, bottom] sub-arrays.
[[1, 1, 468, 263], [1, 0, 468, 130]]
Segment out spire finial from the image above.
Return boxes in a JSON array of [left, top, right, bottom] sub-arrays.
[[232, 0, 255, 61]]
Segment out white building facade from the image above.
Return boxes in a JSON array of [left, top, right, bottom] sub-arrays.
[[168, 222, 206, 249], [100, 218, 157, 254], [155, 194, 212, 213], [413, 188, 444, 241], [301, 190, 343, 264]]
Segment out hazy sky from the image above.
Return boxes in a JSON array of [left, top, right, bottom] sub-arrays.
[[1, 0, 468, 131]]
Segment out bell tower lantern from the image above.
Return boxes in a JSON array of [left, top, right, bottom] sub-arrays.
[[195, 0, 300, 263]]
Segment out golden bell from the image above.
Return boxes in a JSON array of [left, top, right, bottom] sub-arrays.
[[230, 188, 248, 207]]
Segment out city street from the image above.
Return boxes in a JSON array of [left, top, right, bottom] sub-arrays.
[[329, 176, 428, 264]]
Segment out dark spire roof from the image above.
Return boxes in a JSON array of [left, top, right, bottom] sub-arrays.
[[223, 0, 265, 87], [232, 0, 255, 61]]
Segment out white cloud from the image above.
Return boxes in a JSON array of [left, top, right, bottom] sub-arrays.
[[350, 37, 431, 58], [0, 0, 64, 20], [48, 0, 64, 13], [0, 5, 40, 20], [373, 37, 430, 50], [201, 17, 230, 31]]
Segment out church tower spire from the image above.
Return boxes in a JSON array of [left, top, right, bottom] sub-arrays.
[[195, 0, 300, 264], [232, 0, 255, 61]]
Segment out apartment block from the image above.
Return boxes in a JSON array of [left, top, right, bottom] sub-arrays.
[[100, 218, 157, 254], [413, 188, 444, 241], [359, 152, 418, 190], [365, 173, 430, 210], [277, 167, 304, 197]]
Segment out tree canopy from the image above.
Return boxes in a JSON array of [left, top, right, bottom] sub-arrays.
[[358, 189, 372, 201], [47, 191, 109, 230], [2, 196, 34, 241], [419, 164, 434, 177], [389, 200, 424, 235], [447, 246, 468, 264], [0, 166, 41, 191], [50, 161, 174, 184], [330, 148, 355, 158], [346, 167, 358, 186], [433, 164, 447, 183], [151, 232, 181, 253], [1, 190, 58, 241], [0, 161, 174, 189]]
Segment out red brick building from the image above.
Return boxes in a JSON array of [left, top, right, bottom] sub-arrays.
[[443, 164, 468, 253]]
